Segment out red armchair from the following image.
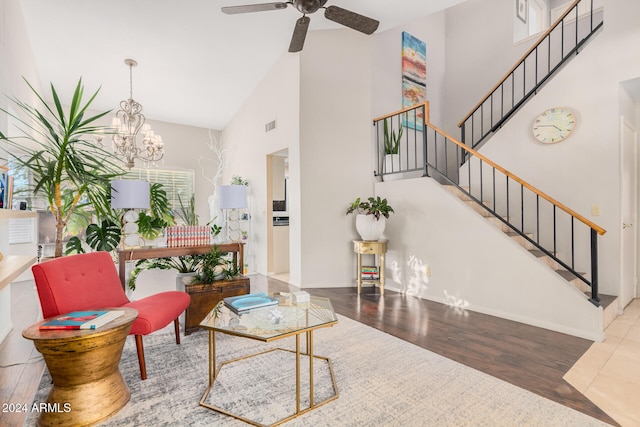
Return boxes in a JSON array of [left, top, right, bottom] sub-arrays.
[[31, 251, 190, 380]]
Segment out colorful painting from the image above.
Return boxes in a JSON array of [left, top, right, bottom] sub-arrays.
[[402, 32, 426, 129]]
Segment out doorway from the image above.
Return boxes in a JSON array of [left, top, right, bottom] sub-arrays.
[[267, 150, 290, 281], [621, 116, 638, 308]]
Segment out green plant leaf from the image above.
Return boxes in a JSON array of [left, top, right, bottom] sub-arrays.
[[136, 212, 166, 240], [85, 219, 121, 252], [64, 236, 86, 255]]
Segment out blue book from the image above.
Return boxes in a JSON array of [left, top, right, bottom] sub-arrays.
[[39, 310, 124, 330], [223, 292, 278, 314]]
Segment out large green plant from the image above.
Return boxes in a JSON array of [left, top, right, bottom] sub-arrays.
[[136, 182, 175, 240], [194, 246, 240, 284], [65, 182, 175, 254], [0, 79, 125, 257]]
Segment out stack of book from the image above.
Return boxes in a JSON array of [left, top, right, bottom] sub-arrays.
[[361, 266, 379, 280], [0, 168, 13, 210], [166, 225, 211, 247], [39, 310, 124, 330], [223, 292, 279, 315]]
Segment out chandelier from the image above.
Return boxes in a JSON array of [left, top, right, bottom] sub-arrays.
[[111, 58, 164, 169]]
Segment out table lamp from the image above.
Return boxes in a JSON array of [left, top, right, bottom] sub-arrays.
[[218, 185, 247, 242], [111, 179, 150, 247]]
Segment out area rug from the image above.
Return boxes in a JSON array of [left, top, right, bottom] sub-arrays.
[[28, 315, 610, 426]]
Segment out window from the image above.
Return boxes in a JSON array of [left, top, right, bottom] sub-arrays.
[[9, 218, 35, 244], [125, 168, 195, 213], [528, 0, 547, 36]]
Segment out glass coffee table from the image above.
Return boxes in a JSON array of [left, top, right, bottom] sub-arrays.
[[199, 296, 338, 426]]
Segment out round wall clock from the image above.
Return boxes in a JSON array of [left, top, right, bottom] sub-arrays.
[[532, 107, 576, 144]]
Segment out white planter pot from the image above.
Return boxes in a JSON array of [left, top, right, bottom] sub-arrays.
[[355, 214, 386, 241], [384, 154, 403, 181], [176, 271, 198, 292]]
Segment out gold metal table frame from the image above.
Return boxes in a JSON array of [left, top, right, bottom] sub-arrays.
[[199, 297, 339, 427]]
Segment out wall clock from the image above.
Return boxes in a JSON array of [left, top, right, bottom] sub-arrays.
[[532, 107, 576, 144]]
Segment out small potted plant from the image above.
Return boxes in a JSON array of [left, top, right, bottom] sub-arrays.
[[346, 196, 394, 241], [383, 118, 403, 178]]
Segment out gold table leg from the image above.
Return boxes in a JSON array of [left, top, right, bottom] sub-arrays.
[[200, 332, 338, 426], [379, 251, 385, 295], [208, 330, 216, 386], [309, 330, 314, 407], [357, 252, 363, 294]]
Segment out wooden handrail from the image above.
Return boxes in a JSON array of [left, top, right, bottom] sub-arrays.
[[458, 0, 584, 127], [427, 122, 606, 235], [373, 102, 429, 124]]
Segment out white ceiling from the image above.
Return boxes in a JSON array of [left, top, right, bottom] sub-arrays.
[[20, 0, 465, 130]]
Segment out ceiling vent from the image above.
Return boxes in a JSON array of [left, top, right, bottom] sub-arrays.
[[265, 119, 277, 133]]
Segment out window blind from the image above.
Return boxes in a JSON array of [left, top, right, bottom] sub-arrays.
[[125, 168, 195, 212]]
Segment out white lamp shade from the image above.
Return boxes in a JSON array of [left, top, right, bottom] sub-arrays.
[[111, 179, 150, 209], [219, 185, 247, 209]]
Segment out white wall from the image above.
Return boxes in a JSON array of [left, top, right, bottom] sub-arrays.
[[0, 0, 41, 126], [444, 0, 533, 136], [376, 177, 604, 340], [0, 0, 42, 340], [371, 11, 447, 126], [298, 29, 374, 287], [222, 52, 301, 283], [138, 119, 220, 226]]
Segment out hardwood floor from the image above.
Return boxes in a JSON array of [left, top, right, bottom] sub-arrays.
[[302, 285, 618, 426], [2, 276, 618, 426], [0, 281, 45, 427]]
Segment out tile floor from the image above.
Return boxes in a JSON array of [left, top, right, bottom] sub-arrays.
[[564, 299, 640, 427]]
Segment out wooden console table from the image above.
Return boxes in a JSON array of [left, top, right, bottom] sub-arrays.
[[117, 243, 244, 289]]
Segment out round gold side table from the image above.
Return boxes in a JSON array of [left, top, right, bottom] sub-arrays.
[[23, 307, 138, 427]]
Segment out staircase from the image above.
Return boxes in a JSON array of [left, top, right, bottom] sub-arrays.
[[371, 0, 611, 326], [442, 183, 618, 329], [458, 0, 603, 153]]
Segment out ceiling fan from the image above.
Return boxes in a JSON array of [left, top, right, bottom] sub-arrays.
[[221, 1, 380, 53]]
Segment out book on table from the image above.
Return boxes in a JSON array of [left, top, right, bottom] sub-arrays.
[[224, 292, 279, 315], [39, 310, 125, 330]]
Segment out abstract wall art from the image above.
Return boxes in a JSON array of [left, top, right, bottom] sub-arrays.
[[401, 31, 426, 129]]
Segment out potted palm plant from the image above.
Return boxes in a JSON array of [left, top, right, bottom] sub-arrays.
[[346, 196, 394, 241], [0, 78, 125, 257]]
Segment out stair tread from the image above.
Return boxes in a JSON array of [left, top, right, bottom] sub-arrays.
[[529, 249, 553, 257], [556, 269, 585, 280], [506, 231, 534, 238]]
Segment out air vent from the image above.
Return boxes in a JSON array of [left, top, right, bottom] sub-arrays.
[[265, 119, 277, 133]]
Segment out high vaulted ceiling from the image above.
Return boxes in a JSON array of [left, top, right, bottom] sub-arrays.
[[20, 0, 466, 130]]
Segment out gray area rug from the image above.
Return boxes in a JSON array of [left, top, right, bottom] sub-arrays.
[[28, 315, 609, 426]]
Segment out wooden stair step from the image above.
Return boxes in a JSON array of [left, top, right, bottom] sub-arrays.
[[529, 249, 560, 270], [557, 269, 590, 293], [506, 231, 536, 250]]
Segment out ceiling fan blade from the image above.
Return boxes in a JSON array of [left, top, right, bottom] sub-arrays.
[[324, 5, 379, 35], [289, 16, 310, 53], [222, 2, 289, 14]]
